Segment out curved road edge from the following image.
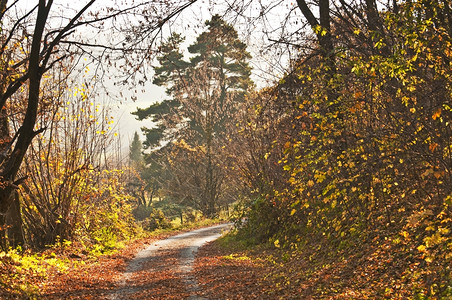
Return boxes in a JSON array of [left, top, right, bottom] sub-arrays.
[[110, 223, 233, 300]]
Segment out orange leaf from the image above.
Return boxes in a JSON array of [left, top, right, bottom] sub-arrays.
[[429, 143, 439, 152], [432, 108, 441, 120]]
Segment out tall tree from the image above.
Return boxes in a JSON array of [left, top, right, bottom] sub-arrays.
[[135, 15, 252, 217], [127, 131, 148, 206], [0, 0, 98, 248], [0, 0, 201, 249], [129, 131, 144, 167], [296, 0, 334, 66]]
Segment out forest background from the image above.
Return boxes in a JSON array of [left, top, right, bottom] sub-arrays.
[[0, 0, 450, 298]]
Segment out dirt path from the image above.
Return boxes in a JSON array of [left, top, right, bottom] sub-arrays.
[[110, 223, 232, 300]]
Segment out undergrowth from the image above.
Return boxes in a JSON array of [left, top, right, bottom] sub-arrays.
[[0, 247, 73, 299], [0, 216, 227, 299], [219, 221, 452, 299]]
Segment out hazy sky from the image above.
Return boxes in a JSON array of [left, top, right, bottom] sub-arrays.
[[14, 0, 299, 149], [112, 0, 297, 146]]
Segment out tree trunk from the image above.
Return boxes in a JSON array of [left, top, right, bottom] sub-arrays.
[[0, 190, 24, 249], [6, 191, 24, 247], [0, 0, 51, 249], [296, 0, 335, 87], [0, 108, 25, 249], [205, 123, 216, 218]]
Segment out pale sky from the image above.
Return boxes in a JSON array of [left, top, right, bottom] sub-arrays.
[[14, 0, 298, 149]]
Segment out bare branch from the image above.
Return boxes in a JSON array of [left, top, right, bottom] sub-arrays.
[[0, 4, 38, 57]]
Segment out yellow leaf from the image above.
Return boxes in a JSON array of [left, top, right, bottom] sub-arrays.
[[417, 245, 426, 252], [290, 209, 296, 216]]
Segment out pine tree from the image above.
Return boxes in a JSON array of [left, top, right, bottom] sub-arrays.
[[129, 131, 144, 166], [134, 16, 252, 217]]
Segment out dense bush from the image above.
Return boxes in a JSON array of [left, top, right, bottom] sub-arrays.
[[231, 1, 451, 298]]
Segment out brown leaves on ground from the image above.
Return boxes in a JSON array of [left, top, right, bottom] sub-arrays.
[[114, 247, 189, 299], [5, 231, 184, 299], [194, 231, 451, 299], [5, 223, 447, 299], [42, 238, 146, 299], [1, 224, 224, 299], [194, 241, 276, 299], [41, 232, 198, 299]]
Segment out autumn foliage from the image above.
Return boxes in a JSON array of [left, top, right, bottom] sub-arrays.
[[0, 0, 451, 299], [227, 1, 451, 298]]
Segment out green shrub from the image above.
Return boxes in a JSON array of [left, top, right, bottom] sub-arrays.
[[90, 227, 123, 256]]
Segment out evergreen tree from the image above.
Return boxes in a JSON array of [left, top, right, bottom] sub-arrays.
[[129, 131, 144, 166], [134, 15, 252, 216], [133, 32, 186, 148], [188, 15, 252, 100]]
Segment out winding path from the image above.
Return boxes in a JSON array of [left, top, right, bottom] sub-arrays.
[[110, 223, 232, 299]]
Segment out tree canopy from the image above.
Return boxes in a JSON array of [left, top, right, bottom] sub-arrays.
[[134, 15, 252, 217]]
